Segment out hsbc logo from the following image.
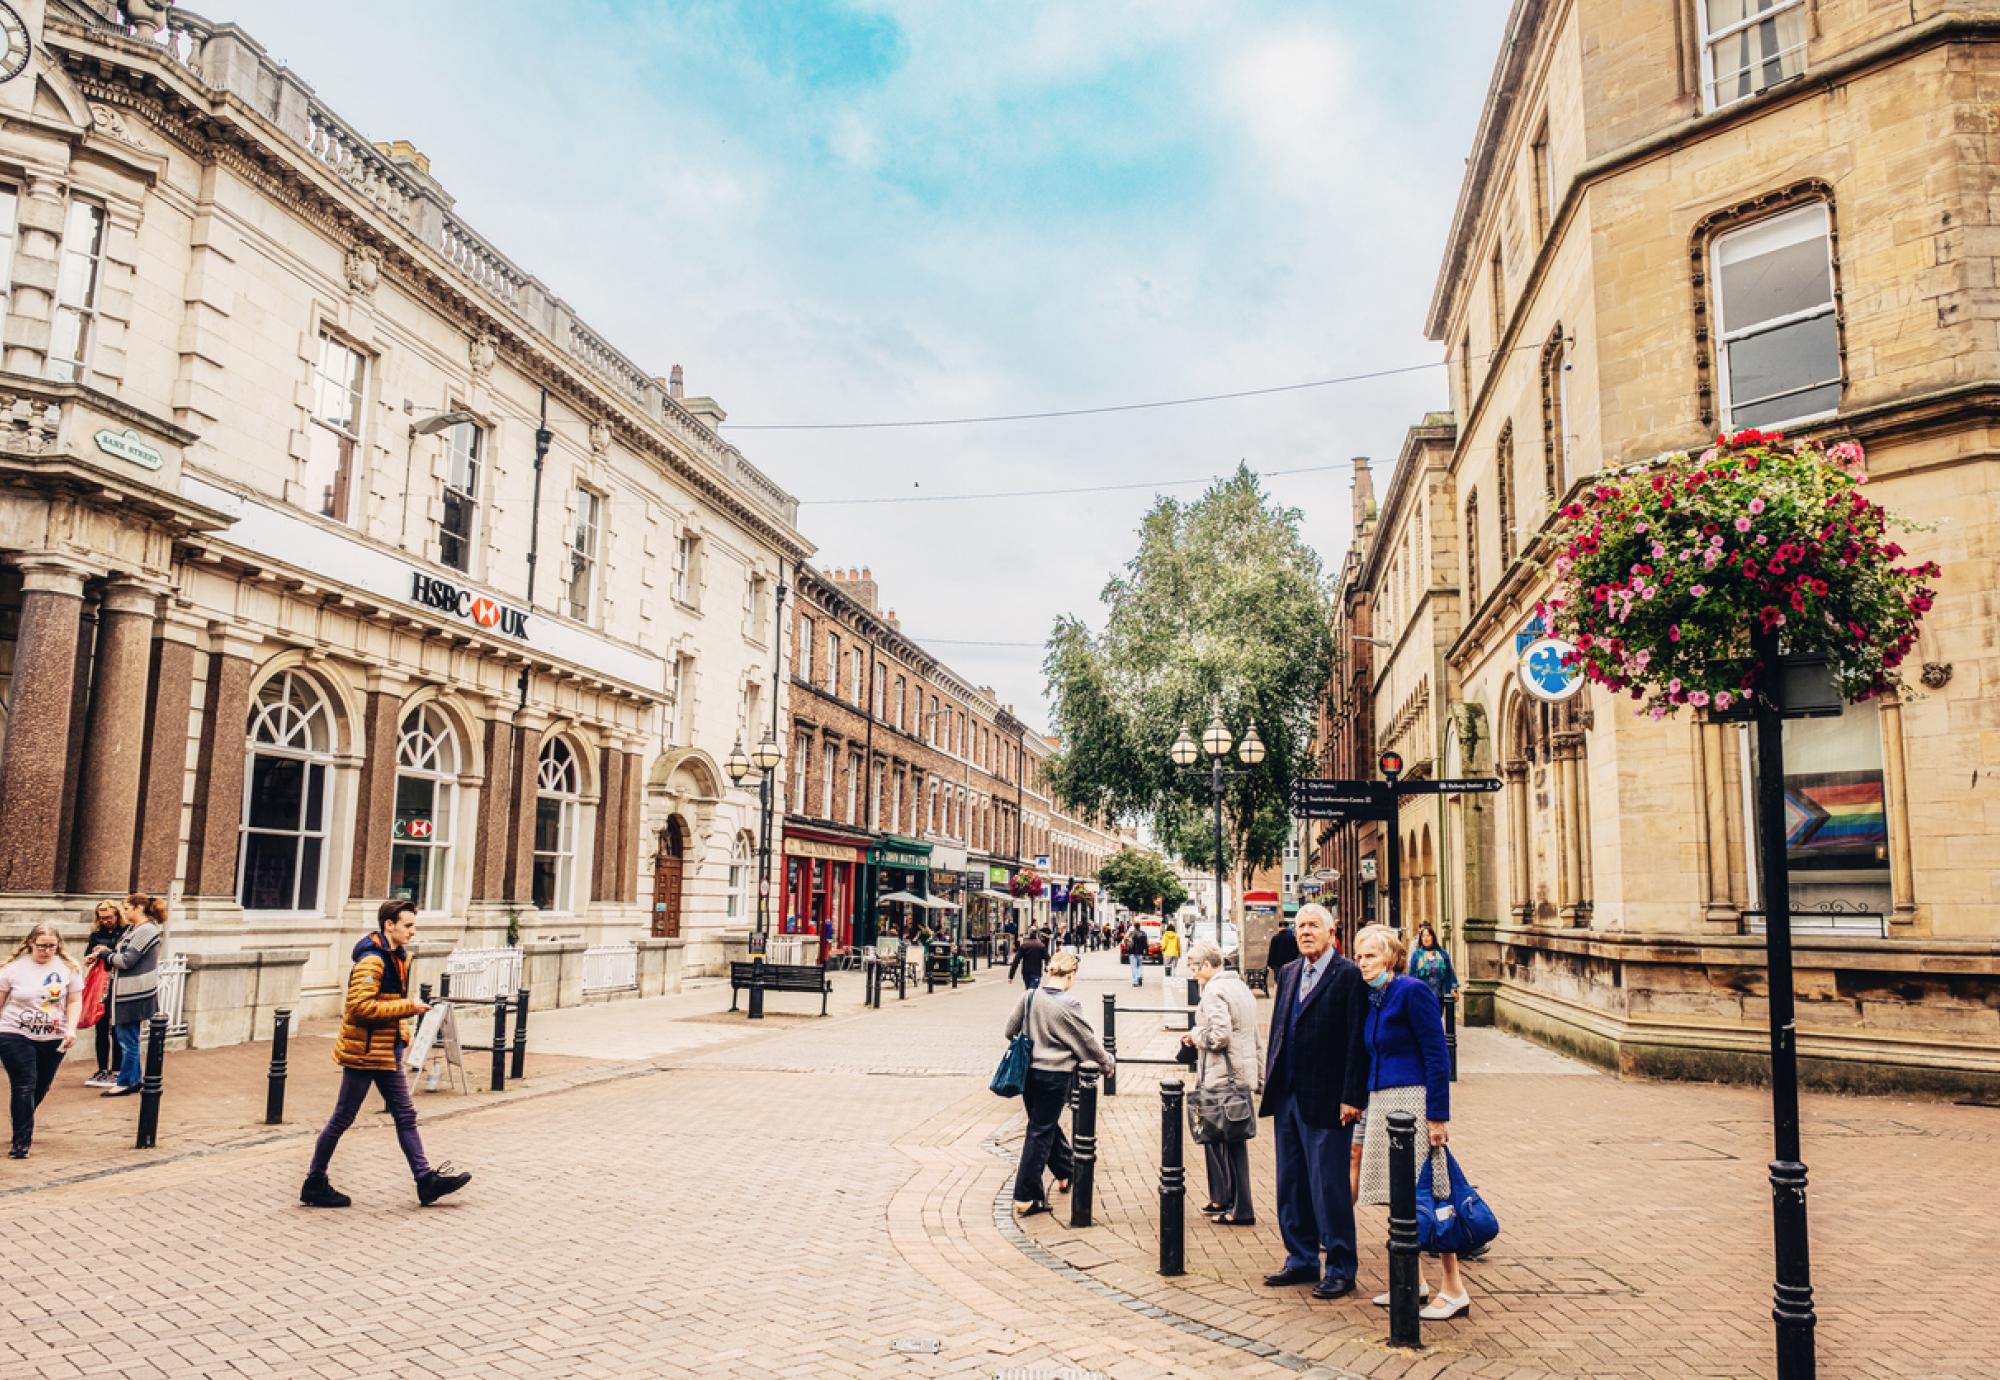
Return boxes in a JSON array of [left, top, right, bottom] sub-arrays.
[[410, 572, 530, 641]]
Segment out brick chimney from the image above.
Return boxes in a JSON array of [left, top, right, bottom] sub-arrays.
[[669, 364, 684, 399], [829, 565, 881, 614]]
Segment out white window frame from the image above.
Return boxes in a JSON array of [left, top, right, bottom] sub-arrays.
[[566, 487, 602, 622], [1711, 202, 1840, 430], [532, 737, 582, 914], [801, 616, 818, 682], [726, 831, 754, 921], [827, 633, 842, 696], [237, 670, 336, 916], [390, 705, 460, 913], [1699, 0, 1808, 112], [822, 740, 837, 818], [48, 198, 105, 383], [438, 420, 482, 575], [672, 531, 698, 606], [305, 331, 367, 525], [0, 186, 18, 318]]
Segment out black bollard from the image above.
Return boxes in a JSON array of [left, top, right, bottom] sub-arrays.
[[438, 972, 452, 1000], [897, 949, 907, 1001], [1070, 1061, 1099, 1229], [489, 995, 507, 1092], [926, 950, 937, 995], [1101, 993, 1118, 1096], [950, 948, 960, 989], [1386, 1110, 1422, 1348], [134, 1013, 167, 1149], [511, 988, 530, 1081], [419, 982, 432, 1004], [1186, 975, 1200, 1030], [1445, 993, 1458, 1083], [264, 1007, 291, 1126], [749, 955, 766, 1021], [1159, 1078, 1185, 1276]]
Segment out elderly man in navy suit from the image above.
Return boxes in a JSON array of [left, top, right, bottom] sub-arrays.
[[1257, 903, 1370, 1299]]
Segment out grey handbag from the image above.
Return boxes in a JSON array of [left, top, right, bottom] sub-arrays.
[[1188, 1049, 1257, 1144]]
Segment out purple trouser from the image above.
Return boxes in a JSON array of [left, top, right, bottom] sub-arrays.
[[309, 1062, 431, 1180]]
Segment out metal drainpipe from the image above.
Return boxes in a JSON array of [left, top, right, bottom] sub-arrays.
[[526, 389, 551, 605]]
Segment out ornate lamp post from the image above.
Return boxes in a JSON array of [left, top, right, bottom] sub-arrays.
[[726, 729, 785, 1020], [1169, 706, 1265, 947]]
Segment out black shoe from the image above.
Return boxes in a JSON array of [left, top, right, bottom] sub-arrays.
[[1217, 1214, 1257, 1227], [299, 1173, 351, 1208], [100, 1085, 139, 1098], [417, 1162, 471, 1205], [1312, 1276, 1357, 1300], [1262, 1265, 1320, 1287], [8, 1144, 26, 1160]]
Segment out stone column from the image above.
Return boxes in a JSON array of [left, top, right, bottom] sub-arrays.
[[0, 557, 89, 892], [134, 611, 203, 893], [70, 580, 164, 895], [183, 626, 260, 898], [504, 713, 549, 902], [1695, 719, 1734, 927], [347, 676, 406, 898], [1553, 734, 1587, 927], [593, 744, 624, 902], [1502, 761, 1530, 924], [620, 746, 644, 905], [52, 593, 98, 888], [1878, 694, 1918, 931], [470, 702, 515, 903]]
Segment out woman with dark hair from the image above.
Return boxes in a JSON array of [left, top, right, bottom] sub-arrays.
[[1409, 923, 1459, 1011], [82, 900, 122, 1088], [97, 893, 166, 1098]]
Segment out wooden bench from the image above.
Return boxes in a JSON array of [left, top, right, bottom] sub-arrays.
[[728, 960, 831, 1016]]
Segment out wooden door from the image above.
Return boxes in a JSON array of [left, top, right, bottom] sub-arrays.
[[651, 819, 685, 938]]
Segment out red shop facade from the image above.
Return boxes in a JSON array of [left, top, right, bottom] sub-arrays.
[[781, 826, 868, 950]]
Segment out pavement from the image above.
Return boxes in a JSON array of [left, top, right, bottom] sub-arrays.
[[0, 948, 1988, 1378]]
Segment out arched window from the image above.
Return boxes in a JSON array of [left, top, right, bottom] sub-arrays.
[[1541, 326, 1568, 497], [391, 705, 460, 912], [726, 831, 755, 922], [238, 670, 335, 913], [533, 737, 582, 912]]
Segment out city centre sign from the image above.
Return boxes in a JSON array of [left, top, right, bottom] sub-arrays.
[[410, 572, 530, 641]]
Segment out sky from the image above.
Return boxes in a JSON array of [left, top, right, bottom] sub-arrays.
[[226, 0, 1512, 728]]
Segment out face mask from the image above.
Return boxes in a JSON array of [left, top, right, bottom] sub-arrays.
[[1366, 969, 1392, 989]]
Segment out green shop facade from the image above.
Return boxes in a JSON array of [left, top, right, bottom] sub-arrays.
[[859, 834, 932, 947]]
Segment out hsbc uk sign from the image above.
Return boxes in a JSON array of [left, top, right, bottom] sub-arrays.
[[410, 572, 530, 641]]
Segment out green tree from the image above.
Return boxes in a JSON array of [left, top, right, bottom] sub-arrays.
[[1047, 465, 1333, 922], [1096, 848, 1189, 917]]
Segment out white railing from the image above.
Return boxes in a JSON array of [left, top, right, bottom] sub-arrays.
[[581, 943, 638, 994], [439, 215, 528, 310], [443, 946, 522, 1001], [156, 955, 189, 1037]]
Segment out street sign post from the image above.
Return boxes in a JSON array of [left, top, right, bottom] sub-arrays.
[[1393, 778, 1504, 795], [1288, 769, 1502, 936]]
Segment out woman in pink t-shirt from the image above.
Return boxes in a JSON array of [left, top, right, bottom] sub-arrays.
[[0, 923, 84, 1159]]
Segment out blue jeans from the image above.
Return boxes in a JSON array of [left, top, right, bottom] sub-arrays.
[[113, 1020, 144, 1089], [1129, 954, 1144, 985], [1272, 1092, 1357, 1284]]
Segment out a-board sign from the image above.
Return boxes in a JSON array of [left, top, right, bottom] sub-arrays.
[[406, 1002, 469, 1094]]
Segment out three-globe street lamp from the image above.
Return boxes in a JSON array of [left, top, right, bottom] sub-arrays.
[[725, 730, 786, 1019], [1169, 705, 1266, 948]]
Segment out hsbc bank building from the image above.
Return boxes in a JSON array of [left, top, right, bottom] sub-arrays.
[[0, 3, 809, 1036]]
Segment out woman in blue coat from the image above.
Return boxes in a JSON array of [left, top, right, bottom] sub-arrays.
[[1353, 923, 1468, 1321]]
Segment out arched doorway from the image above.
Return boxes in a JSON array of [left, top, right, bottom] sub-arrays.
[[651, 816, 687, 938]]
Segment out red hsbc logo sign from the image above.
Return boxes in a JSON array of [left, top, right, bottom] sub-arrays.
[[411, 573, 530, 641]]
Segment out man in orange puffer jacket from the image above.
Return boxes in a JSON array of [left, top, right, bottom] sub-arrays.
[[300, 901, 471, 1208]]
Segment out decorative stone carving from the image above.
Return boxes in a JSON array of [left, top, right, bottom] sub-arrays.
[[469, 330, 498, 379], [1920, 662, 1952, 689], [342, 243, 380, 296], [589, 419, 611, 459], [89, 104, 146, 148], [120, 0, 170, 31]]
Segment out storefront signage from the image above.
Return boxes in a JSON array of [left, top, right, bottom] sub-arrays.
[[988, 865, 1010, 885], [393, 817, 434, 840], [411, 572, 530, 641], [870, 846, 930, 869], [95, 427, 163, 471], [930, 870, 963, 889], [1518, 635, 1584, 703], [1051, 883, 1070, 909], [785, 837, 863, 864]]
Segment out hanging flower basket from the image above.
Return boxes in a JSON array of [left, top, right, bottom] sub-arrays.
[[1540, 431, 1939, 717], [1011, 869, 1045, 899]]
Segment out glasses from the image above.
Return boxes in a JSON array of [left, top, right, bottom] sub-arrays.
[[30, 942, 57, 952]]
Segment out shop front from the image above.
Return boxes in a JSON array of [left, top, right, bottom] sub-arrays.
[[965, 860, 1018, 947], [783, 828, 868, 953], [864, 835, 933, 948], [928, 843, 970, 951]]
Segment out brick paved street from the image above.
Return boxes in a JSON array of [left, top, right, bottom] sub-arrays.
[[0, 950, 1989, 1379]]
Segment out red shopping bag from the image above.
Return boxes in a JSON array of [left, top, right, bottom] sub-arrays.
[[78, 958, 108, 1029]]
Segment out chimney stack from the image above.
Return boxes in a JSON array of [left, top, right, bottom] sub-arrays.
[[668, 364, 684, 399]]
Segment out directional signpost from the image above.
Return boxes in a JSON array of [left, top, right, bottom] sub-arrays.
[[1288, 753, 1503, 933]]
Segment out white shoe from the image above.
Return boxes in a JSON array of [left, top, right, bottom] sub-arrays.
[[1371, 1285, 1430, 1306], [1419, 1292, 1471, 1321]]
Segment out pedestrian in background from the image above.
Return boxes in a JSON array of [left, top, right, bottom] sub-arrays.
[[1264, 919, 1299, 995], [1182, 940, 1259, 1225], [1003, 950, 1113, 1217], [97, 893, 166, 1098], [301, 901, 471, 1209], [1161, 923, 1182, 977], [1353, 923, 1466, 1321], [81, 899, 121, 1088], [0, 923, 84, 1158], [1008, 929, 1049, 990], [1410, 924, 1458, 1013], [1256, 904, 1369, 1300], [1123, 924, 1147, 986]]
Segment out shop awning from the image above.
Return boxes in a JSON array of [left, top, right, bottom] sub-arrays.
[[921, 897, 961, 911], [977, 888, 1015, 901], [877, 890, 928, 905]]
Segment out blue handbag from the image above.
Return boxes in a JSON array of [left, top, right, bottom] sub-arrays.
[[1414, 1148, 1499, 1255], [990, 992, 1036, 1098]]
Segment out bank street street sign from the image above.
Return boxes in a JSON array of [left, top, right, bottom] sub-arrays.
[[1519, 635, 1585, 702]]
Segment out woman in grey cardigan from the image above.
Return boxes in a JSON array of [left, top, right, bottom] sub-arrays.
[[1182, 941, 1261, 1225], [93, 893, 164, 1097], [1003, 950, 1114, 1216]]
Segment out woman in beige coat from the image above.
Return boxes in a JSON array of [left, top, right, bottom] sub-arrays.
[[1181, 940, 1261, 1224]]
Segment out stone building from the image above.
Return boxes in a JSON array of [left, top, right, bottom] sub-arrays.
[[0, 2, 807, 1026], [1312, 458, 1384, 953], [1422, 0, 1999, 1091]]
